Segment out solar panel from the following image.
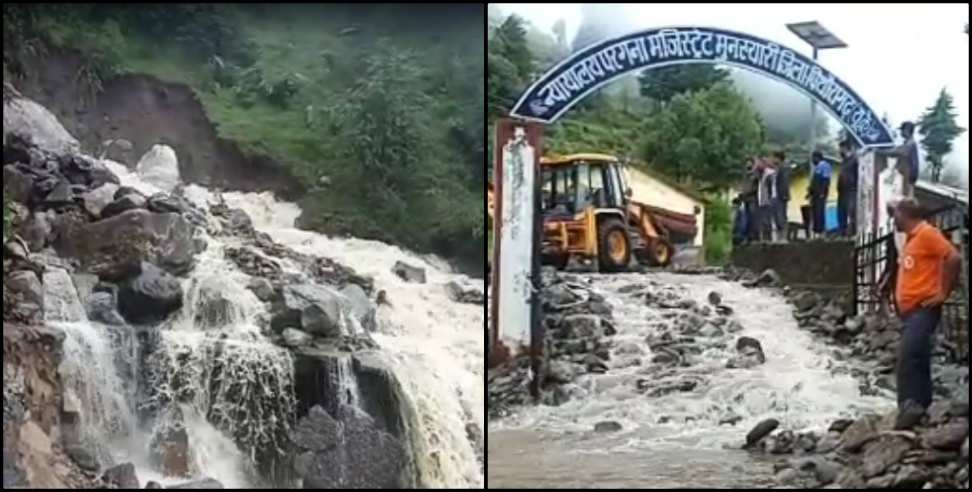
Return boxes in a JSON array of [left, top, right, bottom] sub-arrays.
[[786, 21, 848, 50]]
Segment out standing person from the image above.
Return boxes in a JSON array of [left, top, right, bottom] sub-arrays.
[[770, 151, 790, 243], [809, 151, 831, 238], [837, 140, 859, 237], [878, 121, 921, 198], [742, 158, 761, 242], [731, 195, 748, 247], [885, 198, 961, 412], [756, 157, 777, 242]]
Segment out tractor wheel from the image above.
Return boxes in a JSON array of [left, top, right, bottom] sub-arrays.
[[597, 218, 631, 272], [646, 239, 674, 267]]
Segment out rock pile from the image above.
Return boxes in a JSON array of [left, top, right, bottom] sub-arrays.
[[746, 399, 970, 489]]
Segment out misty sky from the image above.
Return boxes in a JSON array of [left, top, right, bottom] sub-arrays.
[[495, 3, 970, 185]]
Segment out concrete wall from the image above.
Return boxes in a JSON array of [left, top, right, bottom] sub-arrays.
[[625, 168, 705, 247], [731, 239, 855, 289]]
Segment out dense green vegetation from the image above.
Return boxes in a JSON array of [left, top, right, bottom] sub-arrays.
[[3, 4, 484, 271], [488, 11, 772, 262], [917, 88, 966, 184]]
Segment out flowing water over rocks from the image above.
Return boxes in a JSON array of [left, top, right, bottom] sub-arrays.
[[488, 271, 896, 488], [4, 88, 483, 489]]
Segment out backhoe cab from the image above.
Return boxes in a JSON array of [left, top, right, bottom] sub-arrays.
[[540, 153, 673, 272]]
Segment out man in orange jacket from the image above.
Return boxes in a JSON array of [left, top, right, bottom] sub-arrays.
[[890, 199, 962, 411]]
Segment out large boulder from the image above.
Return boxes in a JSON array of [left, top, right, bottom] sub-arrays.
[[19, 211, 53, 254], [136, 144, 180, 193], [392, 261, 426, 284], [340, 284, 376, 332], [922, 420, 969, 450], [282, 328, 314, 347], [272, 284, 346, 337], [3, 95, 80, 157], [746, 418, 780, 448], [293, 404, 412, 489], [118, 263, 184, 324], [60, 210, 196, 280], [80, 183, 120, 218]]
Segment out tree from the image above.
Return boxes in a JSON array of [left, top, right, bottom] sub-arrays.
[[917, 88, 966, 183], [638, 64, 730, 104], [638, 83, 766, 187]]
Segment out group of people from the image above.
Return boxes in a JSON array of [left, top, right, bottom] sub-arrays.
[[732, 150, 790, 245]]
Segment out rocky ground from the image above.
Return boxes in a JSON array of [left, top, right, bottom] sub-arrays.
[[726, 267, 971, 489], [487, 262, 968, 489], [5, 81, 485, 489]]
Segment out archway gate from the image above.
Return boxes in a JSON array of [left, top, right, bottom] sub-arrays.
[[489, 26, 896, 389]]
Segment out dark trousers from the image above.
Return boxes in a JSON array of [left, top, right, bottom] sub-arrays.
[[811, 196, 827, 233], [896, 307, 942, 409], [756, 204, 773, 241], [773, 199, 788, 234], [837, 188, 856, 236]]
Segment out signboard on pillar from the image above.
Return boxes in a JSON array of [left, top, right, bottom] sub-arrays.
[[491, 119, 543, 361]]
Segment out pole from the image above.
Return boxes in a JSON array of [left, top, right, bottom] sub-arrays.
[[809, 47, 818, 160]]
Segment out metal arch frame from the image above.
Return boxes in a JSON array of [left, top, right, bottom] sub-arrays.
[[510, 25, 895, 149]]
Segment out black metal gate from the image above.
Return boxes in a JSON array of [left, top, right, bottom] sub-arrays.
[[853, 205, 969, 363]]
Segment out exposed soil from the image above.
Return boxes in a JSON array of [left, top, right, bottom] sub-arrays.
[[14, 48, 304, 200]]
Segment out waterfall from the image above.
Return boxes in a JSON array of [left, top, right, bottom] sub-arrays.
[[224, 191, 485, 488], [46, 160, 484, 488]]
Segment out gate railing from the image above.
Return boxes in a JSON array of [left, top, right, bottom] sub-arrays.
[[853, 204, 969, 363]]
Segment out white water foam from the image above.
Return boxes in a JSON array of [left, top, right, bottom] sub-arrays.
[[224, 190, 485, 488]]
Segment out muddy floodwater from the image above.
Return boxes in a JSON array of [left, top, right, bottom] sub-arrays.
[[488, 273, 895, 488]]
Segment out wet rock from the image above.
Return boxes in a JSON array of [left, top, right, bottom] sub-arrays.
[[444, 280, 485, 305], [341, 284, 377, 332], [169, 478, 223, 489], [861, 436, 913, 478], [747, 268, 781, 288], [895, 400, 926, 430], [114, 186, 144, 201], [293, 405, 342, 452], [101, 193, 148, 219], [594, 421, 622, 433], [615, 341, 643, 356], [791, 291, 820, 312], [922, 420, 969, 450], [546, 361, 576, 384], [247, 278, 276, 302], [282, 328, 313, 347], [865, 473, 895, 488], [292, 399, 412, 488], [102, 462, 139, 489], [951, 399, 970, 418], [221, 209, 253, 236], [961, 437, 968, 461], [829, 419, 855, 434], [841, 414, 880, 453], [707, 291, 721, 306], [794, 457, 839, 485], [927, 400, 952, 424], [87, 291, 126, 325], [146, 193, 184, 215], [71, 273, 99, 306], [273, 284, 346, 337], [817, 432, 842, 454], [584, 354, 608, 374], [42, 181, 74, 208], [66, 446, 99, 472], [62, 209, 196, 280], [562, 315, 604, 339], [145, 481, 163, 489], [735, 337, 766, 362], [118, 262, 184, 324], [767, 430, 796, 454], [893, 464, 931, 488], [391, 261, 426, 284], [796, 432, 818, 453], [136, 144, 180, 192], [698, 324, 723, 338], [746, 418, 780, 448]]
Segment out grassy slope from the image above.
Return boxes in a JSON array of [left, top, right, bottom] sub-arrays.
[[27, 5, 484, 269]]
